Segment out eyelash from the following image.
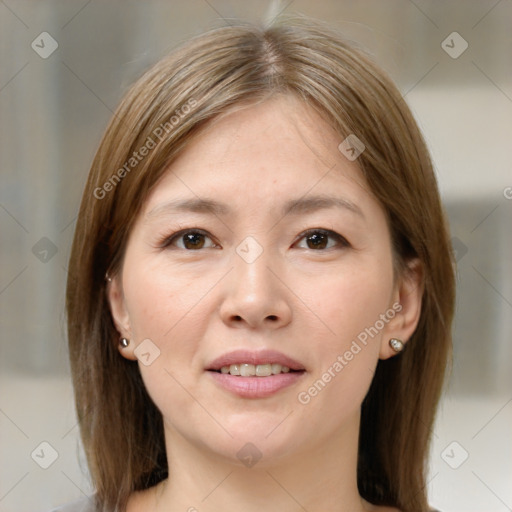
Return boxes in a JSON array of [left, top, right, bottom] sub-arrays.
[[159, 227, 350, 251]]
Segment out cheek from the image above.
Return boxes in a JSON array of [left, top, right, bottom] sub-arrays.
[[294, 260, 393, 412], [302, 258, 394, 346], [121, 256, 212, 390], [122, 256, 210, 340]]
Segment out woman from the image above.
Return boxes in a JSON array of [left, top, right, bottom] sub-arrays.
[[60, 14, 454, 512]]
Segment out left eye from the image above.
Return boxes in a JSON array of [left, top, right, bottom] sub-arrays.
[[294, 229, 349, 250]]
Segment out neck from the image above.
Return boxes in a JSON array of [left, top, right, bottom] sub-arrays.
[[135, 411, 372, 512]]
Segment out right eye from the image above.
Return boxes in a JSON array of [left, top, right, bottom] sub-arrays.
[[160, 229, 218, 250]]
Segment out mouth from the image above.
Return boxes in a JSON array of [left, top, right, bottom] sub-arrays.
[[209, 363, 303, 377], [206, 348, 306, 374], [206, 349, 306, 398]]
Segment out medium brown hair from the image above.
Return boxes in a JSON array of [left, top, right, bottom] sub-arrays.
[[66, 14, 455, 512]]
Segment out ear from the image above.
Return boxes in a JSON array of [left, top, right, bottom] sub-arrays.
[[380, 258, 423, 359], [106, 274, 137, 361]]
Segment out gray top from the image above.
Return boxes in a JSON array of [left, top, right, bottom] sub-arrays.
[[50, 496, 442, 512], [49, 496, 96, 512]]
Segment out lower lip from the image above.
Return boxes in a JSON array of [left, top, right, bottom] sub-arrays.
[[207, 371, 305, 398]]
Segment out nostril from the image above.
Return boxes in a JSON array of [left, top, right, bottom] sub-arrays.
[[267, 315, 278, 321]]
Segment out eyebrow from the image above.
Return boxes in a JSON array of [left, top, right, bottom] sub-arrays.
[[146, 194, 365, 220]]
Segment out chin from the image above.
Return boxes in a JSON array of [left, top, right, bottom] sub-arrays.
[[199, 416, 307, 467]]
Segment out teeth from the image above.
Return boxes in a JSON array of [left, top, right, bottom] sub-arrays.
[[218, 363, 293, 376], [256, 364, 272, 376], [240, 363, 255, 377]]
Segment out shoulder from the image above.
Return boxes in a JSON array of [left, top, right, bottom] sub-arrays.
[[48, 495, 96, 512]]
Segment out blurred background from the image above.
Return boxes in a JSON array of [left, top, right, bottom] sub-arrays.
[[1, 1, 511, 511]]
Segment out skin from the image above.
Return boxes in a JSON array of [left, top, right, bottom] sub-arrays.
[[108, 95, 422, 512]]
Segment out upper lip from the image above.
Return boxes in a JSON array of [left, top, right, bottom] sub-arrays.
[[206, 349, 305, 371]]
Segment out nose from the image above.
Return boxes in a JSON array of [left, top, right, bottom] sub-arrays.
[[219, 243, 292, 330]]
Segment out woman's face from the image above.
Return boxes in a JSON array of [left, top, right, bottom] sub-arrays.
[[108, 95, 421, 466]]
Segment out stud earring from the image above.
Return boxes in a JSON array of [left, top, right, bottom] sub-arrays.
[[389, 338, 404, 353], [119, 338, 130, 348], [105, 272, 112, 282]]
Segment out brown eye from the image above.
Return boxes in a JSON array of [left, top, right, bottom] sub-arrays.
[[162, 229, 216, 250], [182, 232, 206, 249], [295, 229, 349, 250], [305, 232, 328, 249]]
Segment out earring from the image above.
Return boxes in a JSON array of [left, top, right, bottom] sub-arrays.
[[105, 272, 112, 282], [389, 338, 404, 353], [119, 337, 130, 348]]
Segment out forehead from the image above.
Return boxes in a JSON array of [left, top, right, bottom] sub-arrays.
[[142, 96, 378, 219]]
